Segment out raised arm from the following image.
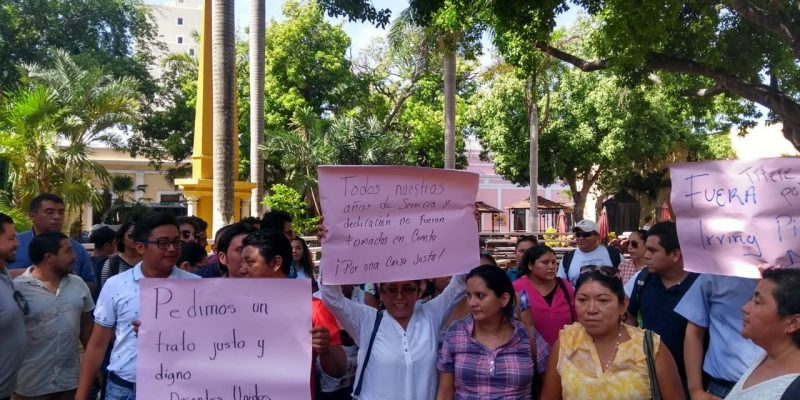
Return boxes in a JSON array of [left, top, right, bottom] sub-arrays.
[[319, 280, 376, 346], [426, 274, 467, 328]]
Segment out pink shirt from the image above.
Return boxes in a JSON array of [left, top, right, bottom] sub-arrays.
[[513, 277, 575, 346]]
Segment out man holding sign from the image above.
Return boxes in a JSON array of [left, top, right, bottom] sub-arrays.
[[75, 214, 200, 400], [316, 166, 478, 399]]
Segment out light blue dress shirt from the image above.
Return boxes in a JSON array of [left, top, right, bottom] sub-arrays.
[[9, 230, 96, 285], [94, 263, 199, 382], [674, 274, 764, 382]]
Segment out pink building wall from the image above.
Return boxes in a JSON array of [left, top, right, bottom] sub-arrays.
[[466, 148, 571, 232]]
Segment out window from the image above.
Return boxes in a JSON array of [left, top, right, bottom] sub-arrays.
[[177, 36, 184, 44], [177, 17, 184, 26], [188, 48, 195, 56]]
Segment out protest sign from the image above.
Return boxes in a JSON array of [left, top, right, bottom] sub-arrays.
[[318, 165, 480, 284], [670, 157, 800, 278], [136, 278, 312, 400]]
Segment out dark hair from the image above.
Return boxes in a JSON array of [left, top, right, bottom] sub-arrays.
[[89, 226, 116, 249], [518, 245, 556, 276], [466, 264, 517, 318], [643, 215, 654, 223], [647, 221, 680, 253], [515, 235, 538, 250], [29, 231, 69, 264], [132, 213, 179, 243], [479, 251, 497, 266], [0, 213, 14, 234], [239, 216, 261, 227], [115, 222, 134, 253], [190, 216, 208, 231], [630, 229, 648, 242], [178, 242, 207, 268], [217, 222, 256, 256], [242, 229, 292, 276], [761, 268, 800, 347], [261, 210, 292, 231], [291, 237, 314, 277], [29, 193, 64, 213], [575, 269, 626, 304], [176, 216, 196, 229]]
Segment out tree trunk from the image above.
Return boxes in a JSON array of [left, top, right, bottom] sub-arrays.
[[526, 73, 539, 235], [212, 0, 235, 233], [249, 0, 265, 218], [567, 177, 585, 222], [443, 39, 456, 170]]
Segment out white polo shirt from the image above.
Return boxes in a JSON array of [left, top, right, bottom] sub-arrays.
[[94, 263, 199, 382]]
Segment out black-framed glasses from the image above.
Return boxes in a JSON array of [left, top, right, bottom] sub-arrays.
[[579, 265, 619, 278], [144, 239, 181, 250], [575, 231, 595, 238], [13, 289, 29, 316]]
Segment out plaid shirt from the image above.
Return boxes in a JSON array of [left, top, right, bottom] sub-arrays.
[[438, 316, 544, 399], [618, 259, 646, 285]]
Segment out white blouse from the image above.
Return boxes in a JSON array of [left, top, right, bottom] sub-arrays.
[[319, 276, 466, 400], [726, 354, 800, 400]]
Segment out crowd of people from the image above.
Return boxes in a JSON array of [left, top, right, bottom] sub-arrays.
[[1, 192, 800, 400]]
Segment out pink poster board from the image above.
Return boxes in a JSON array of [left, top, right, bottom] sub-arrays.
[[318, 166, 480, 284], [670, 157, 800, 278], [136, 278, 312, 400]]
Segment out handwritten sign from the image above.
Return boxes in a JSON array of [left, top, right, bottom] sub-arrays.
[[670, 157, 800, 278], [137, 278, 312, 400], [318, 166, 480, 284]]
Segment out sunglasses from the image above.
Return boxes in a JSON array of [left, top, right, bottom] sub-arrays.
[[382, 286, 419, 297], [181, 231, 202, 240], [575, 231, 595, 238], [144, 238, 182, 251], [13, 289, 30, 316], [629, 241, 639, 249], [579, 265, 619, 278]]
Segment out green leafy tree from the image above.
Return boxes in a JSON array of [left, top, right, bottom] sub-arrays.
[[262, 184, 320, 235]]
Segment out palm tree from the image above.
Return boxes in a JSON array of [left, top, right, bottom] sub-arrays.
[[442, 33, 457, 170], [249, 0, 265, 216], [212, 0, 236, 232]]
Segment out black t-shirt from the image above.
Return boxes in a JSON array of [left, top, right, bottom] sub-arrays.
[[629, 271, 700, 381]]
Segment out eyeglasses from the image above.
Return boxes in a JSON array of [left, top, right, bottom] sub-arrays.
[[143, 239, 182, 251], [181, 231, 202, 240], [382, 286, 419, 297], [629, 241, 639, 249], [575, 231, 595, 238], [579, 265, 619, 278], [13, 289, 29, 316]]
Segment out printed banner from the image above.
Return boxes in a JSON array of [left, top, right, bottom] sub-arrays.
[[137, 278, 312, 400], [670, 157, 800, 278], [318, 165, 480, 284]]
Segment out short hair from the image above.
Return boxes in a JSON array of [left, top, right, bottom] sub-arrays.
[[479, 251, 497, 267], [115, 221, 135, 253], [89, 226, 116, 248], [132, 213, 179, 243], [261, 210, 292, 231], [239, 216, 261, 227], [518, 245, 556, 276], [466, 265, 516, 318], [242, 229, 292, 276], [515, 235, 538, 250], [29, 193, 64, 213], [178, 242, 207, 267], [761, 268, 800, 347], [217, 222, 256, 256], [29, 231, 69, 264], [0, 213, 14, 234], [575, 270, 626, 304], [647, 221, 680, 253]]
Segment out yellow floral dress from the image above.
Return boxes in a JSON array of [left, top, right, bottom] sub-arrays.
[[557, 323, 659, 400]]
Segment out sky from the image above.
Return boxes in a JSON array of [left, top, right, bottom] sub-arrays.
[[146, 0, 582, 69]]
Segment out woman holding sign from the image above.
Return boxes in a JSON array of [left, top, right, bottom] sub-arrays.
[[319, 272, 466, 399]]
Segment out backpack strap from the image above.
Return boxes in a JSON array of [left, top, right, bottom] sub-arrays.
[[353, 310, 384, 397], [607, 247, 622, 269], [630, 268, 652, 327], [562, 250, 576, 281], [780, 375, 800, 400], [109, 254, 122, 277], [555, 278, 575, 323]]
